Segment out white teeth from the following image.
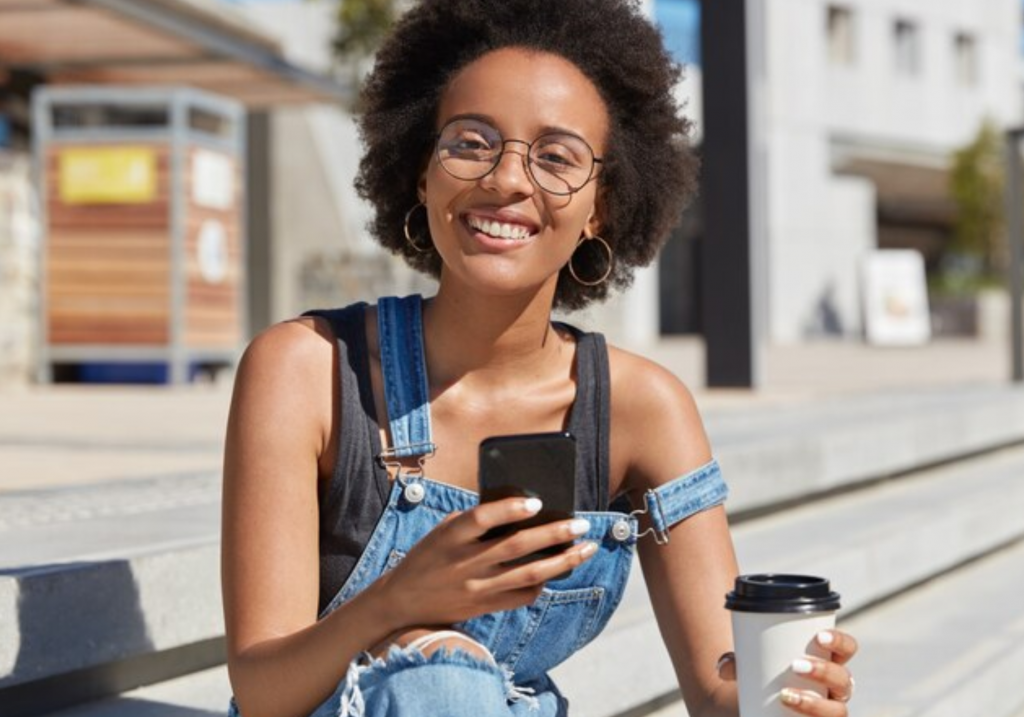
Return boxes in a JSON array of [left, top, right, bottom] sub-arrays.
[[468, 216, 531, 241]]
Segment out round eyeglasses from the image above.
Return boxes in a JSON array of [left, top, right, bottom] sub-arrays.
[[436, 118, 603, 196]]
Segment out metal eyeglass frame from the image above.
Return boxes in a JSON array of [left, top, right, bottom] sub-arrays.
[[435, 119, 604, 196]]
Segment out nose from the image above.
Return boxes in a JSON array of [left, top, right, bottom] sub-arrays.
[[480, 142, 535, 196]]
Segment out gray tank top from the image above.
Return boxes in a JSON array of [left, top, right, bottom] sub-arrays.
[[306, 303, 613, 614]]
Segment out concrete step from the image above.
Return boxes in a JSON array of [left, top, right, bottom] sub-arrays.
[[841, 538, 1024, 717], [704, 384, 1024, 514], [44, 535, 1024, 717], [644, 538, 1024, 717], [551, 442, 1024, 716], [0, 474, 223, 716], [44, 664, 230, 717], [7, 385, 1024, 715]]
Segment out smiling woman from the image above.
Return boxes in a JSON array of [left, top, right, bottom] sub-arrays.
[[219, 2, 858, 717]]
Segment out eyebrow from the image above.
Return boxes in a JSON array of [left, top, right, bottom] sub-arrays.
[[440, 113, 591, 142]]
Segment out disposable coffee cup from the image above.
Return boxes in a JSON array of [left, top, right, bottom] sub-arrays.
[[725, 574, 841, 717]]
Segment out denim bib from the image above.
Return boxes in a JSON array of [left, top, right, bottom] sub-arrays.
[[322, 295, 727, 677], [229, 295, 728, 717]]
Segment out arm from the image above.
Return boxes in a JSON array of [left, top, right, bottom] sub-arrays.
[[611, 352, 739, 717], [222, 319, 405, 717], [613, 353, 858, 717]]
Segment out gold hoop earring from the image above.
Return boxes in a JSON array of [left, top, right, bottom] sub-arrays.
[[568, 235, 614, 286], [403, 203, 433, 254]]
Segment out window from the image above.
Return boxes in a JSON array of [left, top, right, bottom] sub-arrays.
[[827, 6, 856, 65], [894, 19, 921, 76], [954, 32, 978, 86]]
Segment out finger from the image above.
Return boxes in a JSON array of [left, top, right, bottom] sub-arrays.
[[791, 658, 854, 705], [450, 496, 544, 540], [816, 630, 859, 666], [483, 540, 599, 591], [780, 688, 848, 717], [482, 517, 592, 563]]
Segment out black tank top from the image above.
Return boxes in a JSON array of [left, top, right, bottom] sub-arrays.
[[306, 303, 613, 614]]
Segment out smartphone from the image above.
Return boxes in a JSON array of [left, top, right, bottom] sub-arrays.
[[478, 431, 577, 567]]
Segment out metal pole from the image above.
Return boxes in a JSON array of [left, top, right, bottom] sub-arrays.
[[700, 0, 765, 388], [1006, 128, 1024, 383]]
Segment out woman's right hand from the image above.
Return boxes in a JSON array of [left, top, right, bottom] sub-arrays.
[[371, 497, 598, 630]]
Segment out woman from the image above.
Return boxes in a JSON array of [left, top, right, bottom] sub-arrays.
[[221, 1, 858, 716]]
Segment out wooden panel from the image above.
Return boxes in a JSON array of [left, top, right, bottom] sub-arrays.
[[49, 321, 169, 348], [44, 143, 176, 348], [46, 224, 171, 348]]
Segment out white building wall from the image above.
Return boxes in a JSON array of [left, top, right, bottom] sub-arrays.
[[763, 0, 1022, 342], [236, 0, 426, 322]]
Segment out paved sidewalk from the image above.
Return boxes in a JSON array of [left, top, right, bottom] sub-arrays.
[[0, 337, 1013, 495]]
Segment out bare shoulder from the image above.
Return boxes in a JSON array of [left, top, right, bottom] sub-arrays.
[[228, 316, 337, 458], [606, 344, 704, 432], [238, 316, 334, 377], [606, 345, 712, 492]]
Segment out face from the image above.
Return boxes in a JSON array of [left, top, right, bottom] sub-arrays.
[[420, 47, 610, 300]]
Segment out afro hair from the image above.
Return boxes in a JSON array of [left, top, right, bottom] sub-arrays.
[[355, 0, 698, 310]]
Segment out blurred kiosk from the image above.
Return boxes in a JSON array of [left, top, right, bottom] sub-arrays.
[[33, 86, 246, 384]]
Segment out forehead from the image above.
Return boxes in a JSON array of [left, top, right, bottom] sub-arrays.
[[438, 47, 609, 149]]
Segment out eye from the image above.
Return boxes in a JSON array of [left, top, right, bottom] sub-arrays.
[[532, 136, 589, 172], [439, 120, 501, 159], [453, 131, 493, 152]]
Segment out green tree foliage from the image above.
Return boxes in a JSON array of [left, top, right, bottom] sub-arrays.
[[329, 0, 396, 60], [949, 120, 1005, 277]]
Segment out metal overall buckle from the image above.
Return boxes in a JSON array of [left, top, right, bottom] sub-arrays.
[[376, 443, 437, 504], [629, 489, 670, 545]]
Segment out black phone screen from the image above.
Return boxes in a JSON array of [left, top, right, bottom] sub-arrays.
[[478, 431, 577, 563]]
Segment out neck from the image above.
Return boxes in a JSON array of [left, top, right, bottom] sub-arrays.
[[423, 280, 565, 389]]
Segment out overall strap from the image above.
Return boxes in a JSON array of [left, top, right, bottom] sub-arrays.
[[376, 295, 436, 460], [635, 459, 728, 544]]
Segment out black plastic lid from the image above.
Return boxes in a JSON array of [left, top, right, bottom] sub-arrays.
[[725, 574, 841, 614]]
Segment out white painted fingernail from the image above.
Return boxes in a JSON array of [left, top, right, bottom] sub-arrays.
[[817, 630, 835, 646], [780, 688, 801, 706], [579, 541, 598, 557], [522, 498, 543, 514], [791, 658, 814, 675], [568, 519, 591, 536]]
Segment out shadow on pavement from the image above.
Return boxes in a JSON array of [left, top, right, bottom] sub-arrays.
[[50, 698, 223, 717], [1, 559, 153, 716]]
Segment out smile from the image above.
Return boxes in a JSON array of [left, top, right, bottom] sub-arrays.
[[465, 215, 535, 241]]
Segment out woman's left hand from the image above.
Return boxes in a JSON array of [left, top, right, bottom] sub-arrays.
[[716, 628, 859, 715], [779, 629, 859, 715]]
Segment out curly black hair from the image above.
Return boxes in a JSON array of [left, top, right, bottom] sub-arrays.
[[355, 0, 698, 310]]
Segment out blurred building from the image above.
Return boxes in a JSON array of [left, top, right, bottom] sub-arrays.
[[3, 0, 1024, 387], [0, 0, 348, 385], [244, 0, 1024, 345], [655, 0, 1024, 342]]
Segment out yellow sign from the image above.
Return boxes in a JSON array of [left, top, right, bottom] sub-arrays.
[[59, 146, 157, 204]]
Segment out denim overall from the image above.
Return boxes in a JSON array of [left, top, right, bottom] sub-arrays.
[[228, 295, 728, 717]]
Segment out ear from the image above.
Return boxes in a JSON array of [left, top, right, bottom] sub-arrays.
[[584, 200, 604, 238], [416, 172, 427, 204]]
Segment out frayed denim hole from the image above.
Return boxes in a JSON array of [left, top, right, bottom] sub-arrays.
[[358, 642, 506, 683]]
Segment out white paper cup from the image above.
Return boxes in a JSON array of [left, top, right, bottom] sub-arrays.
[[725, 574, 841, 717]]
